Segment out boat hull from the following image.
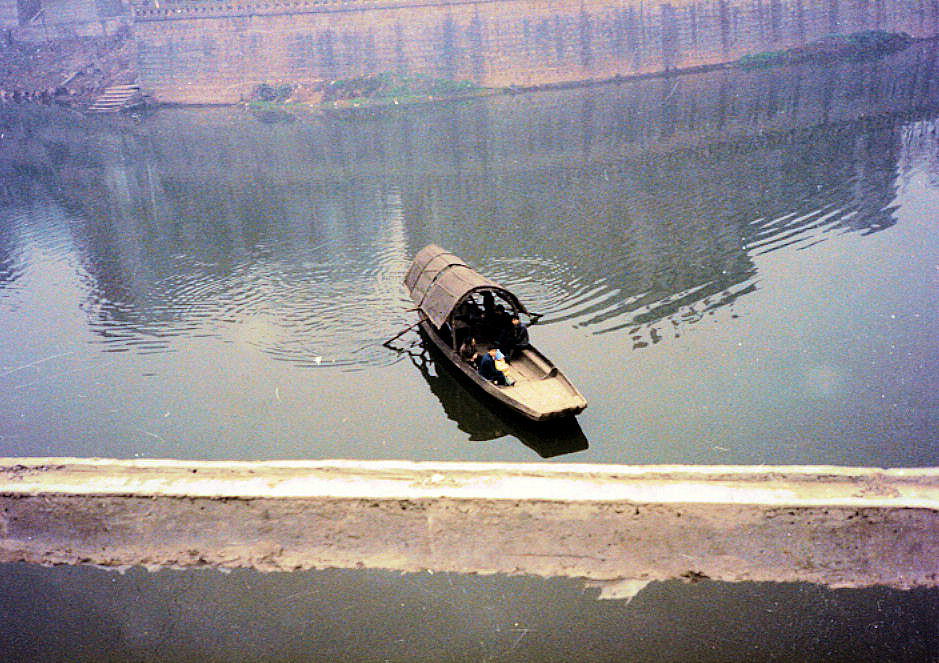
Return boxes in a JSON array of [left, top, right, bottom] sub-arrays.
[[418, 318, 587, 422]]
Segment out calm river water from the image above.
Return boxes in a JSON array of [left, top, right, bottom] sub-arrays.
[[1, 44, 937, 464], [2, 563, 937, 662]]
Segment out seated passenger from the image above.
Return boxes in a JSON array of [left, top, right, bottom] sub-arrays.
[[478, 347, 514, 386], [500, 315, 530, 360], [457, 298, 482, 324], [483, 302, 512, 340], [453, 299, 481, 348], [459, 336, 479, 367]]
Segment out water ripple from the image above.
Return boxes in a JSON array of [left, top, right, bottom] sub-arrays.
[[78, 235, 415, 369], [3, 77, 926, 368]]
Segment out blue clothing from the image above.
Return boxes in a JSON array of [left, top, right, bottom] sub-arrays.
[[477, 352, 508, 385]]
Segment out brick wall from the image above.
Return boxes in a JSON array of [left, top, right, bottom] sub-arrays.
[[129, 0, 939, 103]]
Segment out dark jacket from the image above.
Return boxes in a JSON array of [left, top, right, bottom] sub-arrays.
[[477, 352, 504, 383], [510, 322, 529, 347], [459, 339, 478, 364], [499, 321, 529, 356]]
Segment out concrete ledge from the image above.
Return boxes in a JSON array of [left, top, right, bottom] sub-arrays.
[[2, 459, 938, 589]]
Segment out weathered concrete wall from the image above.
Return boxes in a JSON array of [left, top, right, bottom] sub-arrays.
[[2, 459, 938, 588], [3, 40, 935, 186], [128, 0, 939, 103], [5, 0, 132, 38], [0, 0, 17, 28], [43, 0, 99, 24]]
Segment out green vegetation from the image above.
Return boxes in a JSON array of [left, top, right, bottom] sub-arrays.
[[253, 82, 295, 103], [737, 30, 914, 70], [322, 72, 488, 107], [247, 73, 490, 112], [246, 30, 912, 113]]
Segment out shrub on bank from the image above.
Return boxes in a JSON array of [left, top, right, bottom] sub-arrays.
[[737, 30, 914, 69], [322, 72, 485, 106]]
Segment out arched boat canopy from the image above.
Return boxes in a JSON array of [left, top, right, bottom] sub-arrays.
[[404, 244, 527, 330]]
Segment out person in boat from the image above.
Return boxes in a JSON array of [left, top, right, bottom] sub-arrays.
[[453, 299, 482, 348], [481, 291, 495, 320], [478, 347, 514, 386], [480, 292, 501, 338], [483, 303, 512, 341], [461, 297, 483, 324], [500, 315, 530, 360], [459, 336, 480, 367]]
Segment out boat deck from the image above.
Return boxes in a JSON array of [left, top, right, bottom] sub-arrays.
[[475, 342, 586, 418], [406, 244, 586, 421]]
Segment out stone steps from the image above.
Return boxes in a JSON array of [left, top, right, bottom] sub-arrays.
[[88, 83, 140, 112]]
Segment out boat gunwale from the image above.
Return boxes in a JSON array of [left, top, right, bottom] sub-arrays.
[[406, 245, 587, 421], [418, 317, 586, 421]]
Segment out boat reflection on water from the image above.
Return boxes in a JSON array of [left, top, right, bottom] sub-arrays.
[[407, 331, 588, 458]]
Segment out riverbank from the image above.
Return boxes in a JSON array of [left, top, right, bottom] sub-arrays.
[[247, 31, 922, 114], [245, 72, 495, 113], [0, 31, 135, 108], [737, 30, 914, 69], [239, 31, 924, 116], [0, 30, 923, 114]]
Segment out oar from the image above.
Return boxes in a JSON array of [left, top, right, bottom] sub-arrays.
[[382, 320, 422, 348]]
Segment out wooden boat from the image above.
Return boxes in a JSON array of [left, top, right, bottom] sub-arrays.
[[404, 244, 587, 421]]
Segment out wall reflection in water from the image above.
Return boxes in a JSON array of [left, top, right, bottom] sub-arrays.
[[0, 41, 937, 461], [1, 43, 934, 364]]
